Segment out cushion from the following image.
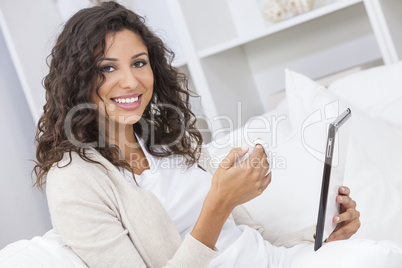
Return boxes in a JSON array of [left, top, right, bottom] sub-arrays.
[[328, 61, 402, 134], [0, 230, 86, 268], [328, 63, 402, 190]]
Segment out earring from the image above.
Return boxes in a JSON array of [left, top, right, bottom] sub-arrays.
[[150, 96, 160, 115]]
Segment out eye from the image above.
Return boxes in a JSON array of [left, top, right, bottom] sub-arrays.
[[132, 60, 147, 68], [99, 65, 115, 73]]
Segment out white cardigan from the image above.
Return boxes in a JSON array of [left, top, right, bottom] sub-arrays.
[[46, 148, 314, 268]]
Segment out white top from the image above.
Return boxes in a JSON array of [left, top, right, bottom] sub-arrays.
[[121, 137, 286, 267]]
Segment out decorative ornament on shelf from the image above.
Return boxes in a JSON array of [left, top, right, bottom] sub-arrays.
[[262, 0, 287, 23], [261, 0, 316, 23], [285, 0, 315, 15]]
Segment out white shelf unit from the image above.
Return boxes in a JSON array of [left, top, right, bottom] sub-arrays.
[[198, 0, 364, 58], [1, 0, 401, 143]]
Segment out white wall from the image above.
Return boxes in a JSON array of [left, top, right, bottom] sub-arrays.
[[0, 30, 51, 249], [0, 0, 61, 123]]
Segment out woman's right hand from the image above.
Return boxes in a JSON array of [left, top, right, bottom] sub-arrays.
[[191, 144, 271, 249], [208, 144, 272, 212]]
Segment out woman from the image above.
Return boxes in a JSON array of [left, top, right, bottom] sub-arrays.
[[34, 2, 400, 267]]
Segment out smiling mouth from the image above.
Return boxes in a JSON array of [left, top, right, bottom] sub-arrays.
[[111, 95, 141, 104]]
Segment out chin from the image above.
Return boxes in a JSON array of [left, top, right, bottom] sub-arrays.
[[116, 114, 144, 126]]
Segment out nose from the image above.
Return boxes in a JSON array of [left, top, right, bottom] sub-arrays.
[[119, 67, 138, 90]]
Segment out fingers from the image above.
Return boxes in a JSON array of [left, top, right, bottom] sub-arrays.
[[327, 217, 361, 242], [246, 143, 271, 195], [248, 144, 266, 166], [327, 187, 361, 242], [261, 152, 270, 177], [219, 142, 270, 179], [328, 207, 361, 242], [249, 143, 266, 157], [248, 144, 267, 164], [219, 147, 249, 169], [334, 192, 359, 223], [339, 186, 350, 196], [249, 139, 268, 160], [333, 207, 360, 224], [336, 194, 357, 210], [255, 142, 270, 174], [260, 172, 272, 192], [247, 144, 269, 177]]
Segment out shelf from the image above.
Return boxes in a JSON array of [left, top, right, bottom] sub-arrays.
[[198, 0, 363, 59], [199, 1, 382, 116]]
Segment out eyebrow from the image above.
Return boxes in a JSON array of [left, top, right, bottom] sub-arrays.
[[102, 52, 148, 61]]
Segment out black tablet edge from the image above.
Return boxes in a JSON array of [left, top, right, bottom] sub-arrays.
[[314, 108, 351, 251], [314, 126, 336, 251]]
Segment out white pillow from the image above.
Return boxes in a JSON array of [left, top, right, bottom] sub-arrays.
[[238, 69, 402, 244], [328, 63, 402, 190], [0, 230, 86, 268], [328, 61, 402, 134], [243, 69, 348, 236]]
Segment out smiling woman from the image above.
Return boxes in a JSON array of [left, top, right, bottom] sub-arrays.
[[93, 30, 154, 125], [29, 1, 402, 268], [34, 1, 203, 188]]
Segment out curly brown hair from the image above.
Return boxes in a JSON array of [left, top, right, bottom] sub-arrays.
[[33, 1, 203, 189]]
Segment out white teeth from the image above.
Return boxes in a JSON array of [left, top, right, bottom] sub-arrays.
[[114, 96, 139, 104]]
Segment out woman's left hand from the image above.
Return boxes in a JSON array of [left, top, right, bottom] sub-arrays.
[[327, 186, 361, 242]]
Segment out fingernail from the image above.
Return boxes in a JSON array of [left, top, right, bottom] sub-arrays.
[[241, 145, 249, 152], [339, 196, 343, 202], [341, 187, 345, 192], [334, 216, 340, 223]]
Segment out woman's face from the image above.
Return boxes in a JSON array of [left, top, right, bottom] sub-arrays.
[[93, 29, 154, 126]]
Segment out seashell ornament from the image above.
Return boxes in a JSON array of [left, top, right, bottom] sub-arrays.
[[285, 0, 315, 15], [261, 0, 287, 23]]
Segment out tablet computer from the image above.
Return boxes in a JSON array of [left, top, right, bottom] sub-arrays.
[[314, 108, 352, 251]]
